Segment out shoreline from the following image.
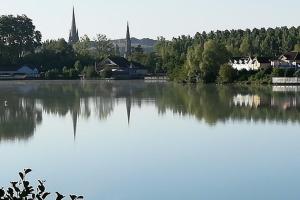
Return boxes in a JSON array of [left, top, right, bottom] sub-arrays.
[[1, 78, 300, 86]]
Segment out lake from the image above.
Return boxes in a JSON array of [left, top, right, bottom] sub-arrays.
[[0, 80, 300, 200]]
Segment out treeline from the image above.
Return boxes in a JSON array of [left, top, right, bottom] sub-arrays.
[[154, 27, 300, 83], [0, 15, 157, 79], [1, 14, 300, 82]]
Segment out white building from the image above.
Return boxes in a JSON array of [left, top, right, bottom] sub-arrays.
[[230, 56, 271, 71]]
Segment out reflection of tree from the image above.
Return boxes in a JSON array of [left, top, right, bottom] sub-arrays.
[[0, 95, 42, 141], [1, 81, 300, 142], [150, 84, 300, 125]]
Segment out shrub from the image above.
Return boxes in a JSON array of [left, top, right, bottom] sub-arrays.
[[74, 61, 83, 72], [45, 69, 60, 80], [284, 68, 296, 77], [100, 68, 113, 78], [0, 169, 83, 200], [218, 64, 237, 83], [236, 69, 254, 82], [68, 69, 79, 79], [272, 67, 285, 77], [272, 67, 296, 77], [294, 69, 300, 77], [83, 66, 97, 78]]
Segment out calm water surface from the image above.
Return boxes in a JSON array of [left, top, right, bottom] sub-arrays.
[[0, 80, 300, 200]]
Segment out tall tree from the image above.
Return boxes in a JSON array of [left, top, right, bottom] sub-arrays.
[[200, 40, 230, 83], [0, 15, 41, 65], [93, 34, 114, 60]]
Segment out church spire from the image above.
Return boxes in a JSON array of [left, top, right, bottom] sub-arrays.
[[125, 22, 131, 59], [69, 7, 79, 45]]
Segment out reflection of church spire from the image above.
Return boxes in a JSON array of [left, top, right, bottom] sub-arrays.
[[126, 97, 131, 125], [72, 111, 78, 140]]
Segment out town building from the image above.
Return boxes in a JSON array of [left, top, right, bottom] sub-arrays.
[[230, 56, 271, 71], [95, 22, 148, 79], [68, 7, 79, 45], [0, 66, 40, 80], [271, 51, 300, 68], [95, 56, 148, 79]]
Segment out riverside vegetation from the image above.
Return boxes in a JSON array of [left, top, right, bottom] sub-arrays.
[[0, 169, 83, 200], [0, 14, 300, 82]]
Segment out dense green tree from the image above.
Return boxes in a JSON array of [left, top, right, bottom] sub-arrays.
[[38, 39, 75, 71], [184, 44, 203, 81], [0, 15, 41, 65], [144, 52, 159, 73], [73, 35, 94, 65], [131, 45, 147, 63], [83, 66, 97, 78], [155, 26, 300, 82], [200, 40, 230, 82], [93, 34, 114, 60], [74, 60, 83, 72], [218, 64, 237, 83], [294, 44, 300, 51], [239, 37, 251, 56]]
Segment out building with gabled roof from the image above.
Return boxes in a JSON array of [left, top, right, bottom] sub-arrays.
[[230, 56, 271, 71], [95, 56, 148, 79], [0, 66, 39, 79], [272, 51, 300, 68]]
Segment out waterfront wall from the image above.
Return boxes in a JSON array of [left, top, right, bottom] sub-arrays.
[[272, 77, 300, 84]]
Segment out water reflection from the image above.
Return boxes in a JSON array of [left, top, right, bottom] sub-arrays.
[[0, 81, 300, 141]]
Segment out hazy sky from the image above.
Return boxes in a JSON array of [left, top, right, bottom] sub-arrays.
[[0, 0, 299, 41]]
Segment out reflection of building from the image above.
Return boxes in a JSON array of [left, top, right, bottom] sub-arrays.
[[271, 86, 300, 110], [273, 86, 300, 92], [271, 96, 299, 110], [233, 94, 261, 108]]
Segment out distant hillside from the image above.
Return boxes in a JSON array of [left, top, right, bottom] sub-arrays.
[[112, 37, 158, 54]]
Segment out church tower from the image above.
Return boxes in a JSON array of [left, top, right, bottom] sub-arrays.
[[125, 22, 132, 59], [68, 7, 79, 45]]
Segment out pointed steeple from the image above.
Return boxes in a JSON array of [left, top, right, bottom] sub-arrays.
[[69, 7, 79, 45], [125, 22, 132, 59]]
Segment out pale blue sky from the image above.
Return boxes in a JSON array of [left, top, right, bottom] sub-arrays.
[[0, 0, 299, 41]]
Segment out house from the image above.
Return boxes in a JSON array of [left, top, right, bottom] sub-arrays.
[[272, 51, 300, 68], [0, 66, 40, 79], [230, 57, 252, 71], [230, 56, 271, 71], [252, 57, 272, 70], [95, 56, 148, 79]]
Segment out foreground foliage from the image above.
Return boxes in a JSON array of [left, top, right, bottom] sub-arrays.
[[0, 169, 83, 200]]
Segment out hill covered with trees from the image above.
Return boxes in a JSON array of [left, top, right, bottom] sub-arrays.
[[154, 27, 300, 82]]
